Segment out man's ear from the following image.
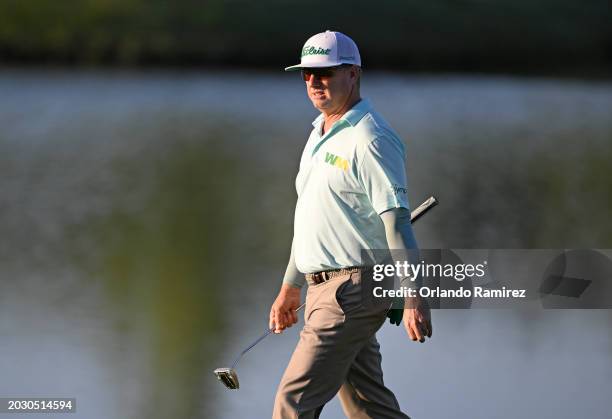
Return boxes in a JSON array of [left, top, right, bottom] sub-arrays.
[[350, 66, 361, 88]]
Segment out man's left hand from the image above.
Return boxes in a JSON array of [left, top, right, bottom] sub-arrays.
[[387, 306, 403, 326], [403, 296, 432, 343]]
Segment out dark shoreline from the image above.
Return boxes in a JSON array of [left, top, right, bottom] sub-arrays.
[[1, 63, 611, 82]]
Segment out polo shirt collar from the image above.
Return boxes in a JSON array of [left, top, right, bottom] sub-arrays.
[[343, 98, 371, 126]]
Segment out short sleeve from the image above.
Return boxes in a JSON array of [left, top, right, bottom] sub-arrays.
[[357, 136, 410, 214]]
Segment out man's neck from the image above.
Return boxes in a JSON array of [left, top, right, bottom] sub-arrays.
[[321, 96, 362, 135]]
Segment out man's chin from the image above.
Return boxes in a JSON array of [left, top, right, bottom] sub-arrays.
[[310, 97, 331, 110]]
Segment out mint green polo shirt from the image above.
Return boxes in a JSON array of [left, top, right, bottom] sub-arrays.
[[293, 98, 411, 274]]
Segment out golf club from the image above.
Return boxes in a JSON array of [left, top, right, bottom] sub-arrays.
[[214, 195, 438, 390], [214, 302, 305, 390]]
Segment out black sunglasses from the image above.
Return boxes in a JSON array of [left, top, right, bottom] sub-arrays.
[[301, 65, 352, 81]]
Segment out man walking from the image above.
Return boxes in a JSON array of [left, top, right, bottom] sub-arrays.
[[270, 30, 432, 419]]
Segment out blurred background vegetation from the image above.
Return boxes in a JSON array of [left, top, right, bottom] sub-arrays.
[[0, 0, 611, 75], [1, 2, 612, 419]]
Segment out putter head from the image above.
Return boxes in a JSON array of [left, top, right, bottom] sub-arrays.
[[213, 367, 240, 390]]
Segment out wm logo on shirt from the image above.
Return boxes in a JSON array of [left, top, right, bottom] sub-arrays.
[[325, 152, 349, 171]]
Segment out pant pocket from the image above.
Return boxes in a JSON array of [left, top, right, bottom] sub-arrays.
[[305, 277, 346, 326], [334, 273, 363, 316]]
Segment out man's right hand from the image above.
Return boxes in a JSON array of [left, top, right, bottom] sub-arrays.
[[269, 283, 302, 334]]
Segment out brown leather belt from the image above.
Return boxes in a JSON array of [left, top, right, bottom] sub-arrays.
[[305, 267, 362, 285]]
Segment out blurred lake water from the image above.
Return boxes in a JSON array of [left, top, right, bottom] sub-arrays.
[[0, 70, 611, 419]]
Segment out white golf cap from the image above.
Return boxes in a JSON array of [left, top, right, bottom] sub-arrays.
[[285, 30, 361, 71]]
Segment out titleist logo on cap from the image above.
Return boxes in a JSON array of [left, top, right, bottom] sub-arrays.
[[301, 46, 332, 57]]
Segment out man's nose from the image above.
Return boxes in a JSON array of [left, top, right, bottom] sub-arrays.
[[306, 73, 323, 85]]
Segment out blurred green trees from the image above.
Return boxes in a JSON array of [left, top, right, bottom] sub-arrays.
[[0, 0, 610, 74]]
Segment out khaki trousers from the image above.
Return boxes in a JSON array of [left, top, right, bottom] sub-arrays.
[[273, 269, 410, 419]]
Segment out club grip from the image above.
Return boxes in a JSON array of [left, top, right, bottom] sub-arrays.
[[410, 196, 438, 224]]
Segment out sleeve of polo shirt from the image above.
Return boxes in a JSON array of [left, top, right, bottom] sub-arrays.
[[357, 136, 411, 214]]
